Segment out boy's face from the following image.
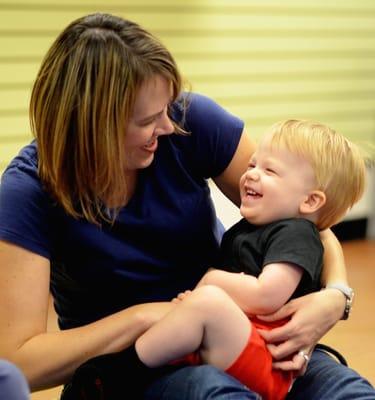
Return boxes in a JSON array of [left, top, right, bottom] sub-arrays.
[[239, 136, 317, 225]]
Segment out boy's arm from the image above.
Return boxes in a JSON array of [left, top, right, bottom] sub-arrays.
[[257, 229, 349, 372], [197, 263, 303, 315]]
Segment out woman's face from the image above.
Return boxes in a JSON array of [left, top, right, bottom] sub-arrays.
[[124, 75, 175, 171]]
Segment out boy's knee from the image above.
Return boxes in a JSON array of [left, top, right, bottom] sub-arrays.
[[195, 285, 228, 299], [191, 285, 230, 307]]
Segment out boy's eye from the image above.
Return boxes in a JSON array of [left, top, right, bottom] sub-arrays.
[[265, 168, 276, 174]]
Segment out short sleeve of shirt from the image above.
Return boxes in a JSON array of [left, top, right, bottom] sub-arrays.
[[172, 92, 245, 178], [217, 218, 323, 298], [0, 144, 52, 259], [262, 219, 323, 285]]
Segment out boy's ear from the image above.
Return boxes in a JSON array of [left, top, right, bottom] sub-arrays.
[[300, 190, 326, 215]]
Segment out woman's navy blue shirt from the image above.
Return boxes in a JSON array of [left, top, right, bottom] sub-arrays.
[[0, 93, 244, 329]]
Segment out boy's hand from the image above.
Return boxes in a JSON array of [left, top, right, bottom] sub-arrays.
[[171, 290, 192, 304]]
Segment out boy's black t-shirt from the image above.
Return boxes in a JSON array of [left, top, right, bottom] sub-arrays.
[[218, 218, 323, 299]]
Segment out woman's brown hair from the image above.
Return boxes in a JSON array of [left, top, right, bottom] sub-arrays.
[[30, 13, 184, 225]]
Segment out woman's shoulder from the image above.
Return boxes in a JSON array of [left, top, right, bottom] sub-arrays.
[[0, 140, 52, 216], [175, 91, 243, 129], [2, 140, 39, 183], [169, 92, 244, 178], [0, 141, 53, 259]]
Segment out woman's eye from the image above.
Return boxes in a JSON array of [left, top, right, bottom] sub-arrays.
[[140, 119, 155, 127]]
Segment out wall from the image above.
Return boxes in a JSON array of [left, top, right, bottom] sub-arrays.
[[0, 0, 374, 233]]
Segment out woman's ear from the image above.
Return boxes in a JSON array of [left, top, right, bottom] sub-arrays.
[[299, 190, 326, 215]]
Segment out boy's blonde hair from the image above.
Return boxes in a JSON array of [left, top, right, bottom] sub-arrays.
[[266, 119, 366, 230]]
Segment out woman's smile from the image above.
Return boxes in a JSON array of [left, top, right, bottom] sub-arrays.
[[142, 137, 158, 153]]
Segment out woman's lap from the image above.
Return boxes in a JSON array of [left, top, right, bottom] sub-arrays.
[[287, 348, 375, 400], [145, 348, 375, 400], [144, 364, 261, 400]]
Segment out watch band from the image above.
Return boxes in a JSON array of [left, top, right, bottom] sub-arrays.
[[325, 283, 354, 320]]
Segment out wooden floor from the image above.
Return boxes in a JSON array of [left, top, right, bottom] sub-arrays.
[[322, 239, 375, 387], [31, 239, 375, 400]]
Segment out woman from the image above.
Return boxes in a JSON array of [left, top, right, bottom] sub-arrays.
[[0, 12, 373, 399]]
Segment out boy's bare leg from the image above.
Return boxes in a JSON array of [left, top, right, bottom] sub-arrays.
[[135, 285, 251, 370]]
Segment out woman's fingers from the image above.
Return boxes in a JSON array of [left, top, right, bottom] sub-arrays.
[[272, 347, 313, 375]]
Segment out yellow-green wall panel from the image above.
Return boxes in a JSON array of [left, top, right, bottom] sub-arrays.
[[3, 36, 375, 60], [1, 0, 375, 175], [0, 63, 38, 85], [0, 89, 30, 111], [2, 10, 375, 32], [0, 115, 30, 137]]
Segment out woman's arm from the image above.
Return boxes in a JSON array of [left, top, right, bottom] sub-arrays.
[[213, 128, 256, 206], [0, 241, 173, 391], [319, 228, 348, 285], [257, 229, 347, 372]]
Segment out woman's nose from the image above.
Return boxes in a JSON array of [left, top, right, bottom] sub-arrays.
[[155, 111, 174, 136]]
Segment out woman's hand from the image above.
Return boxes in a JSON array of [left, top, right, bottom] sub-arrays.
[[256, 289, 346, 373]]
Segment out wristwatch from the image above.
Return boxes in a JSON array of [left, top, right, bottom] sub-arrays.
[[325, 283, 354, 320]]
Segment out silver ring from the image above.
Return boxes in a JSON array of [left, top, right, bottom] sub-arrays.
[[298, 350, 310, 363]]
